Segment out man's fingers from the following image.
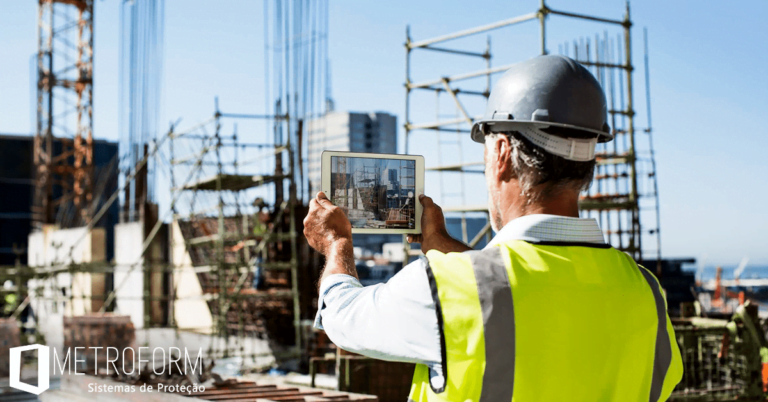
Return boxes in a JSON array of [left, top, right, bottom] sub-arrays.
[[418, 194, 434, 208], [316, 191, 334, 208], [419, 194, 442, 214], [407, 234, 422, 244]]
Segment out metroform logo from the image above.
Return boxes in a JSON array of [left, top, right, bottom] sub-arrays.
[[9, 344, 50, 395]]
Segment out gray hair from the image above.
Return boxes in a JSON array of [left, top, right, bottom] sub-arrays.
[[485, 130, 596, 204]]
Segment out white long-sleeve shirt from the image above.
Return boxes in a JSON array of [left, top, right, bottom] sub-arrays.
[[314, 214, 607, 389]]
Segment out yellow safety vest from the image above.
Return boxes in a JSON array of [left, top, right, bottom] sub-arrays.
[[408, 240, 683, 402], [4, 293, 17, 315]]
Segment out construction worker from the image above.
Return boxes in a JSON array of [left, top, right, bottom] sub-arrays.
[[3, 280, 16, 317], [304, 55, 683, 401]]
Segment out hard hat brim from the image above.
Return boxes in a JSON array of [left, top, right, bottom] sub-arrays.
[[471, 120, 613, 144]]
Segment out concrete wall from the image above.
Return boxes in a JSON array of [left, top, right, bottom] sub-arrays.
[[170, 220, 213, 333], [28, 226, 104, 268], [113, 222, 146, 329], [112, 221, 171, 329], [27, 225, 107, 351]]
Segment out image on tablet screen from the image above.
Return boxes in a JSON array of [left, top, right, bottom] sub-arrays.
[[330, 156, 416, 229]]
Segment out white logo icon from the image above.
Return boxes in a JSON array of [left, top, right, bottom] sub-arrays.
[[9, 344, 50, 395]]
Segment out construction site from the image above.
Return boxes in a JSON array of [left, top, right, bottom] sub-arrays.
[[0, 0, 766, 401], [330, 156, 416, 229]]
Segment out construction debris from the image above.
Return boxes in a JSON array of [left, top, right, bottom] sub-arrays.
[[182, 378, 377, 402], [0, 318, 21, 377], [310, 354, 413, 402], [63, 315, 136, 375]]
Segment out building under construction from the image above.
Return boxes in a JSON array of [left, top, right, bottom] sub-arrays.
[[2, 1, 768, 401], [331, 157, 416, 230]]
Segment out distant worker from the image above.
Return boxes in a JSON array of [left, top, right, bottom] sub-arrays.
[[304, 55, 683, 401], [252, 197, 269, 236], [3, 280, 16, 317]]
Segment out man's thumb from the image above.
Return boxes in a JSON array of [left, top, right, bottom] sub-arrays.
[[316, 191, 334, 208], [419, 194, 433, 208]]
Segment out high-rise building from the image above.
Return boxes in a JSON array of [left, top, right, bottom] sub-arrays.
[[387, 169, 399, 185], [307, 111, 397, 195]]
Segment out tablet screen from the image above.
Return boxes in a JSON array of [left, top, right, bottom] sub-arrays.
[[330, 156, 416, 229]]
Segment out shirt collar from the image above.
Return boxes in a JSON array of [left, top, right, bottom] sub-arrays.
[[485, 214, 606, 248]]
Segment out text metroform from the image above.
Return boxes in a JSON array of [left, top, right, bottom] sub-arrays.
[[51, 347, 204, 376]]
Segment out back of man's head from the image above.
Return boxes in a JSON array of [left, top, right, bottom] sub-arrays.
[[485, 126, 597, 205]]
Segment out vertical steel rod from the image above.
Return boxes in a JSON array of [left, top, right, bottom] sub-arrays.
[[539, 0, 548, 55], [644, 27, 662, 268], [623, 3, 640, 260]]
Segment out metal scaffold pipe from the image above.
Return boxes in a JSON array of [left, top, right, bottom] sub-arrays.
[[643, 27, 662, 267], [408, 12, 538, 49], [408, 64, 516, 89], [547, 8, 626, 26], [539, 0, 548, 55], [623, 2, 641, 258]]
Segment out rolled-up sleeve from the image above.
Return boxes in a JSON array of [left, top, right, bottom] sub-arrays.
[[314, 258, 442, 366]]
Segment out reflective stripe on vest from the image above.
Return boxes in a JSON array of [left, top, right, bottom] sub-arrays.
[[637, 266, 673, 402], [470, 247, 515, 402], [408, 240, 683, 402]]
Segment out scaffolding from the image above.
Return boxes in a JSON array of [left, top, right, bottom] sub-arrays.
[[1, 107, 309, 367], [403, 1, 661, 263], [167, 102, 304, 361], [33, 0, 95, 229]]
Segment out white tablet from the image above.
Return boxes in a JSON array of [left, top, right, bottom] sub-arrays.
[[321, 151, 424, 234]]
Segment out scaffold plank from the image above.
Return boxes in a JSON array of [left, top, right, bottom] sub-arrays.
[[182, 174, 289, 191]]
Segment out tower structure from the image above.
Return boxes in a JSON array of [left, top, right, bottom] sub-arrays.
[[33, 0, 95, 229]]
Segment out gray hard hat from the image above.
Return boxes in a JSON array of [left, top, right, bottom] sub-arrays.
[[470, 55, 612, 143]]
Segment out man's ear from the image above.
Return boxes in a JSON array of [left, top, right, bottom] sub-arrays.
[[494, 134, 512, 181]]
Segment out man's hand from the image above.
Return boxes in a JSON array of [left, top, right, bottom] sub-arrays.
[[303, 191, 352, 256], [406, 194, 471, 254], [304, 192, 356, 286]]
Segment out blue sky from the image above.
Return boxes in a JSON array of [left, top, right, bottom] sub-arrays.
[[1, 0, 766, 266]]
